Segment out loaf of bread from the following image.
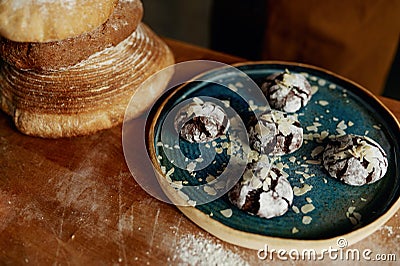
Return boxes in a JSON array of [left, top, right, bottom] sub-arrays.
[[0, 0, 175, 138]]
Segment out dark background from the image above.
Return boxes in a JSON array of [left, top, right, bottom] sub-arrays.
[[142, 0, 399, 100]]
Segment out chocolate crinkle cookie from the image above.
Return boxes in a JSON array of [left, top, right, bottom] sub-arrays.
[[261, 70, 312, 113], [174, 99, 229, 143], [248, 110, 303, 155], [228, 160, 293, 219], [322, 134, 388, 186]]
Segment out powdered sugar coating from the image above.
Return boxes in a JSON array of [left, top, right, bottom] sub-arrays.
[[261, 71, 312, 113], [322, 134, 388, 186], [228, 161, 293, 219]]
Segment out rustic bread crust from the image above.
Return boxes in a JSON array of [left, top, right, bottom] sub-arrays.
[[0, 0, 143, 71]]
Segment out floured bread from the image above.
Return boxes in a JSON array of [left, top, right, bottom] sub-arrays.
[[0, 24, 175, 138], [0, 0, 118, 42], [0, 0, 143, 70]]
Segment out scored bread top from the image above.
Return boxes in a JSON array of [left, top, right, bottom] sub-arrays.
[[0, 0, 118, 42]]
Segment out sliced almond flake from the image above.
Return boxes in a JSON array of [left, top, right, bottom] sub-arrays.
[[303, 173, 311, 179], [303, 133, 314, 140], [336, 128, 346, 136], [295, 171, 304, 175], [186, 162, 197, 172], [301, 164, 309, 168], [164, 143, 170, 148], [311, 86, 319, 95], [183, 180, 189, 185], [166, 175, 173, 183], [187, 200, 196, 207], [349, 217, 358, 225], [178, 190, 189, 201], [343, 93, 348, 98], [313, 122, 322, 127], [275, 162, 285, 170], [361, 197, 367, 202], [156, 142, 163, 147], [353, 212, 362, 221], [166, 167, 175, 177], [173, 144, 180, 149], [311, 146, 325, 158], [161, 166, 166, 174], [318, 100, 329, 106], [301, 204, 315, 214], [314, 117, 320, 121], [302, 216, 312, 225], [193, 97, 204, 105], [289, 156, 296, 163], [373, 124, 381, 130], [332, 117, 339, 122], [206, 175, 216, 183], [204, 186, 217, 196], [220, 208, 233, 218], [364, 130, 369, 135], [222, 100, 230, 108], [302, 156, 307, 160], [348, 121, 354, 127], [299, 178, 304, 184], [292, 227, 299, 234], [209, 212, 213, 217], [171, 181, 183, 190], [320, 131, 329, 140], [304, 168, 310, 173], [157, 155, 162, 160], [306, 125, 318, 132], [326, 109, 330, 113], [293, 184, 313, 196], [348, 206, 356, 214], [329, 84, 336, 89], [205, 143, 211, 148], [323, 178, 328, 184], [305, 159, 321, 165], [337, 120, 348, 130], [318, 79, 326, 86], [195, 157, 204, 163], [306, 197, 313, 203], [212, 141, 217, 147], [310, 76, 317, 81], [292, 206, 300, 214]]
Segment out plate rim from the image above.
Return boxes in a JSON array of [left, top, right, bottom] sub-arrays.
[[147, 60, 400, 252]]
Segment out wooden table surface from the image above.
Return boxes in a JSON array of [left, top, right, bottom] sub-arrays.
[[0, 39, 399, 265]]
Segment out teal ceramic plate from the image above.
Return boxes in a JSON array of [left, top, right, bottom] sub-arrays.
[[148, 61, 400, 251]]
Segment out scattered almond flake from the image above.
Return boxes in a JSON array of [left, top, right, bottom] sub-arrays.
[[161, 166, 166, 174], [349, 217, 358, 225], [228, 84, 238, 92], [288, 156, 296, 163], [205, 143, 211, 149], [193, 97, 204, 105], [310, 76, 317, 81], [348, 206, 356, 214], [345, 99, 350, 103], [353, 212, 362, 221], [373, 124, 381, 130], [336, 128, 346, 136], [235, 82, 244, 88], [206, 175, 216, 183], [332, 117, 339, 122], [364, 130, 369, 135], [314, 117, 319, 121], [157, 155, 162, 160], [204, 186, 217, 196], [303, 173, 311, 179], [343, 93, 348, 97], [301, 204, 315, 214], [311, 86, 319, 95], [304, 168, 310, 173], [306, 197, 312, 203], [329, 84, 336, 89], [164, 143, 170, 148], [220, 209, 233, 218], [166, 167, 175, 178], [188, 200, 197, 207], [174, 144, 180, 149], [186, 162, 197, 172], [348, 121, 354, 127], [221, 142, 230, 149], [292, 206, 300, 214], [178, 190, 189, 201], [303, 133, 314, 140], [300, 72, 309, 77], [185, 157, 189, 162], [311, 146, 324, 158], [190, 172, 197, 177], [183, 181, 189, 185], [212, 141, 217, 147], [361, 197, 367, 202], [326, 109, 330, 113], [302, 156, 307, 160], [275, 162, 285, 170], [295, 171, 305, 175], [156, 141, 163, 147], [293, 184, 313, 196], [220, 135, 227, 140], [198, 178, 203, 182], [313, 122, 322, 127], [302, 216, 312, 225], [209, 212, 213, 217], [318, 79, 326, 86], [337, 120, 347, 130], [195, 157, 204, 163], [292, 227, 299, 234], [323, 178, 328, 183], [299, 178, 304, 184], [171, 181, 183, 190], [318, 100, 329, 106], [221, 100, 230, 108], [305, 159, 321, 165], [296, 161, 301, 165], [306, 125, 318, 132], [320, 131, 329, 140]]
